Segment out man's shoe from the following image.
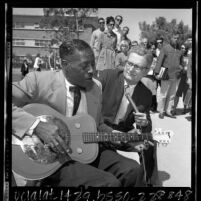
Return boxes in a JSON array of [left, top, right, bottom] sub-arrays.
[[165, 112, 177, 119], [159, 113, 164, 119], [171, 110, 177, 116]]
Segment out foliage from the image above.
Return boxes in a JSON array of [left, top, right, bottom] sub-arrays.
[[39, 8, 98, 46], [138, 16, 192, 46]]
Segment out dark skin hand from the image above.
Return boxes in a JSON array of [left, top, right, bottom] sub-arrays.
[[34, 121, 70, 155]]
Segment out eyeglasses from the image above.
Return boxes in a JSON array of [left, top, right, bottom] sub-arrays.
[[126, 61, 148, 70]]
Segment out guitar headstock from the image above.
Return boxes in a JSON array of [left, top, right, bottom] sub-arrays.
[[152, 128, 174, 146]]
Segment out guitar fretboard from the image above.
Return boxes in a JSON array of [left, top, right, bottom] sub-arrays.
[[82, 132, 152, 143]]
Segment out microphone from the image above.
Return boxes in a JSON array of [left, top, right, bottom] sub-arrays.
[[125, 93, 139, 113]]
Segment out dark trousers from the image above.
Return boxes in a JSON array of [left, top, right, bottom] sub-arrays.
[[40, 149, 146, 187], [150, 95, 158, 111]]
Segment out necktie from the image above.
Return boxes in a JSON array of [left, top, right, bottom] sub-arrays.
[[114, 85, 130, 124], [69, 86, 81, 116]]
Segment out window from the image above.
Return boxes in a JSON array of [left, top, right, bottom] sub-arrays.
[[14, 22, 25, 28], [13, 39, 25, 46], [34, 23, 40, 29], [35, 40, 50, 47]]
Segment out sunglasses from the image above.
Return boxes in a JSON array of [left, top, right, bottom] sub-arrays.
[[99, 21, 105, 24], [108, 23, 115, 26]]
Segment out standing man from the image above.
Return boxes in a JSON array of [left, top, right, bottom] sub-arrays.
[[113, 15, 123, 52], [33, 53, 42, 71], [20, 59, 29, 79], [12, 39, 147, 187], [121, 26, 131, 49], [156, 37, 164, 57], [154, 33, 183, 119], [98, 46, 159, 186], [90, 17, 105, 65], [141, 37, 150, 51], [48, 49, 55, 71]]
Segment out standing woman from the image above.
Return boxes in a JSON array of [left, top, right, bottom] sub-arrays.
[[115, 40, 130, 70], [96, 16, 117, 74]]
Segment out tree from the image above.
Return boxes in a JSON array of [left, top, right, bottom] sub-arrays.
[[138, 17, 192, 46], [39, 8, 98, 46]]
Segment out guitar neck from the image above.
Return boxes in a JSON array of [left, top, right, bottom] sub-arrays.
[[82, 132, 152, 143]]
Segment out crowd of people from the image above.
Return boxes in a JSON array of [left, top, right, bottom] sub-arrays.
[[13, 14, 192, 187], [90, 15, 192, 118]]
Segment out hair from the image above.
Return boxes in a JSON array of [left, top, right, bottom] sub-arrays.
[[131, 41, 138, 45], [129, 46, 153, 68], [115, 15, 123, 22], [98, 17, 105, 23], [59, 39, 94, 60], [156, 37, 164, 43], [181, 44, 188, 56], [106, 16, 115, 25], [120, 40, 129, 47], [120, 40, 130, 51], [150, 41, 157, 48], [123, 26, 129, 32]]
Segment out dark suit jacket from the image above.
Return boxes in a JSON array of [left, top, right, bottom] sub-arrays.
[[12, 70, 113, 138], [21, 63, 29, 76], [98, 69, 157, 182], [98, 69, 152, 133]]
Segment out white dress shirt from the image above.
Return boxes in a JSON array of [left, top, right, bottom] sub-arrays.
[[114, 80, 136, 124], [65, 79, 88, 117], [113, 26, 122, 51]]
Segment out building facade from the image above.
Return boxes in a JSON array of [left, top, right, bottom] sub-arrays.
[[12, 14, 98, 67]]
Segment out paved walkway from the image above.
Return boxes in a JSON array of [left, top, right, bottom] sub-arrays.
[[118, 89, 192, 187]]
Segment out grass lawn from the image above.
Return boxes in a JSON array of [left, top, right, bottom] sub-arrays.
[[12, 68, 49, 82]]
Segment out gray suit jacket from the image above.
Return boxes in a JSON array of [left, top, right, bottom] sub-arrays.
[[12, 70, 112, 138]]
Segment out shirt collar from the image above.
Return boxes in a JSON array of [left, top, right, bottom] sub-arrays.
[[114, 26, 121, 32], [65, 78, 74, 90], [124, 79, 137, 89]]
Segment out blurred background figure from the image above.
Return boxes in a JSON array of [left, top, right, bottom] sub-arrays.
[[55, 56, 61, 70], [172, 44, 190, 115], [33, 53, 42, 71], [154, 33, 182, 119], [90, 17, 105, 65], [96, 16, 117, 74], [20, 59, 29, 79], [113, 15, 123, 52], [141, 37, 150, 51], [115, 40, 130, 70], [141, 41, 158, 113], [121, 26, 131, 49], [48, 49, 55, 71], [156, 37, 164, 57], [130, 40, 138, 52]]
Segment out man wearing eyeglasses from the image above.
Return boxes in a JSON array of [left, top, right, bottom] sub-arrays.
[[98, 46, 159, 186], [113, 15, 123, 52], [90, 18, 105, 65]]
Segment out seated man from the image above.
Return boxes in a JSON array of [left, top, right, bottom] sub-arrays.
[[12, 39, 148, 187], [98, 46, 159, 185]]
